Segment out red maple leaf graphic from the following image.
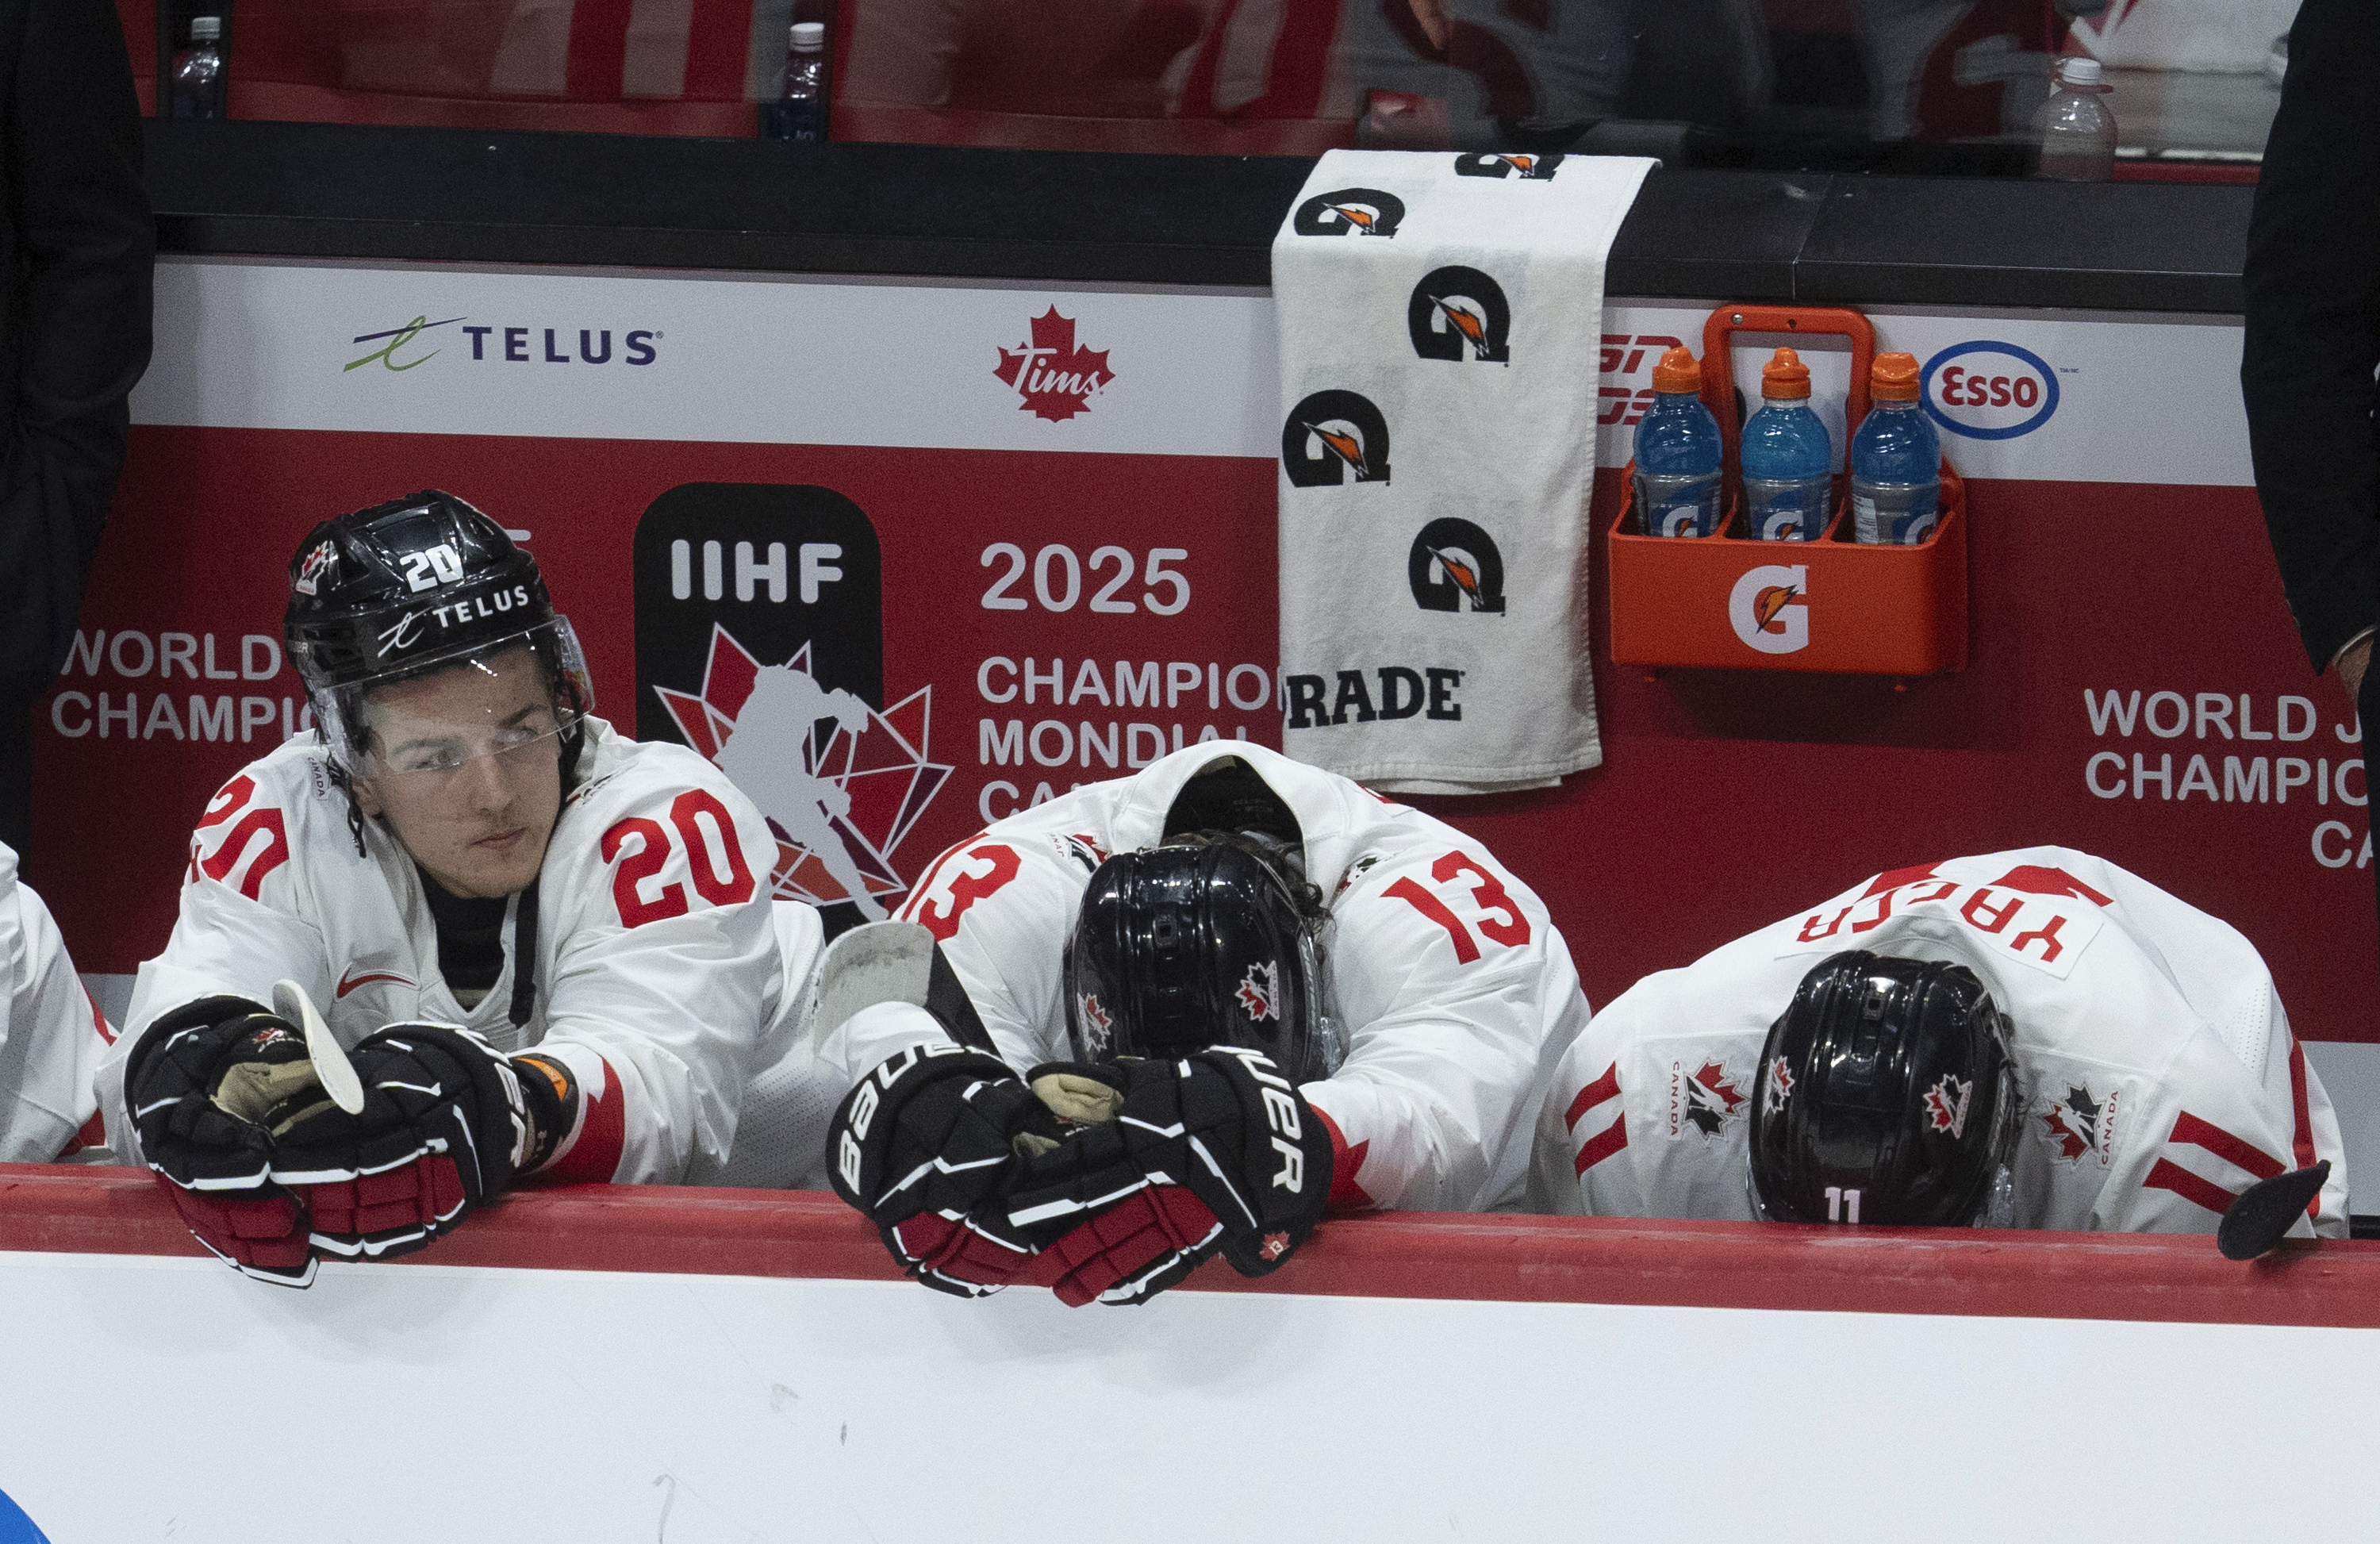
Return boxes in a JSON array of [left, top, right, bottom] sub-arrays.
[[1691, 1062, 1746, 1114], [992, 307, 1114, 422], [2041, 1108, 2088, 1162]]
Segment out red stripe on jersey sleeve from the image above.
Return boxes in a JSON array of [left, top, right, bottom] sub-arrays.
[[1309, 1105, 1376, 1212], [543, 1057, 625, 1185], [1565, 1064, 1621, 1131], [2142, 1157, 2240, 1217], [1574, 1114, 1627, 1177], [2289, 1037, 2317, 1173], [2167, 1111, 2284, 1181], [54, 1109, 106, 1161]]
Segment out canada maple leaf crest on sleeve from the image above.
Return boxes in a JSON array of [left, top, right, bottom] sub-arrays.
[[992, 308, 1114, 423]]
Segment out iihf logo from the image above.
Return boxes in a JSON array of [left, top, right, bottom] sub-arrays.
[[653, 625, 949, 918]]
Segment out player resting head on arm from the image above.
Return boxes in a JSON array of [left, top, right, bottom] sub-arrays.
[[820, 747, 1587, 1306], [111, 491, 808, 1285], [1538, 850, 2346, 1250]]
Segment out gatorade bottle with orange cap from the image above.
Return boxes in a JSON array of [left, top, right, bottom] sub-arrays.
[[1849, 351, 1942, 543], [1741, 347, 1833, 540], [1632, 346, 1724, 537]]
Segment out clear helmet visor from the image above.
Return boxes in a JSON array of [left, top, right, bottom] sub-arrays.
[[314, 617, 593, 783]]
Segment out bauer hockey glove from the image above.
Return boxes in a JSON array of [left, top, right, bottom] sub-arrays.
[[1002, 1048, 1334, 1307], [125, 997, 321, 1283], [262, 1023, 555, 1266], [128, 1004, 568, 1285], [826, 1043, 1064, 1298]]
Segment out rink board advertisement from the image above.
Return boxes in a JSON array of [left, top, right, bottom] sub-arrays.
[[33, 259, 2372, 1054], [3, 1175, 2379, 1543]]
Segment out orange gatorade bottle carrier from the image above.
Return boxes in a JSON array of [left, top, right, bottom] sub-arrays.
[[1606, 304, 1967, 674]]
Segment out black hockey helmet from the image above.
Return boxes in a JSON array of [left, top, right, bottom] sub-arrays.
[[282, 490, 592, 769], [1161, 755, 1303, 850], [1064, 835, 1344, 1083], [1749, 951, 2019, 1227]]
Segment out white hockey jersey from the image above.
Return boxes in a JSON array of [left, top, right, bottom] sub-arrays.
[[826, 743, 1591, 1212], [105, 719, 820, 1185], [1533, 847, 2349, 1236], [0, 843, 114, 1162]]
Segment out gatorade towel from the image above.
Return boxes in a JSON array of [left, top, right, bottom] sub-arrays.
[[1270, 149, 1653, 793], [0, 1489, 50, 1544]]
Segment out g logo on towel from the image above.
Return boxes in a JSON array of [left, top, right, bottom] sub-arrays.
[[1408, 519, 1505, 614], [1453, 153, 1563, 180], [1407, 267, 1511, 364], [1281, 391, 1393, 487], [1292, 187, 1407, 238]]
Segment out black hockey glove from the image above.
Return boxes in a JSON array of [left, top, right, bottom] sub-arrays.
[[128, 1004, 559, 1286], [1002, 1047, 1334, 1307], [826, 1043, 1064, 1297], [125, 997, 321, 1283], [263, 1023, 543, 1264]]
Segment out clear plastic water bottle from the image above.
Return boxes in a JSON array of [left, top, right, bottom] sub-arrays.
[[1632, 347, 1724, 537], [169, 15, 227, 121], [2034, 56, 2115, 182], [1741, 347, 1833, 541], [1849, 352, 1941, 545], [761, 21, 829, 142]]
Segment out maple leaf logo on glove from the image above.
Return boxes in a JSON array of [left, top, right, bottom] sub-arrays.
[[1235, 960, 1280, 1022], [1259, 1231, 1291, 1262], [992, 308, 1114, 422]]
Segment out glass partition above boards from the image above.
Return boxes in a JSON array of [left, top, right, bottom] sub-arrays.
[[126, 0, 2289, 181]]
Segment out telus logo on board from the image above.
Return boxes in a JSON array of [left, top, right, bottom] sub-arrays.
[[1920, 340, 2058, 440], [344, 315, 662, 373]]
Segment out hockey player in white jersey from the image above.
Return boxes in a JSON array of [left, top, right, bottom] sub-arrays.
[[1536, 848, 2347, 1239], [820, 744, 1590, 1305], [0, 841, 115, 1162], [102, 491, 816, 1285]]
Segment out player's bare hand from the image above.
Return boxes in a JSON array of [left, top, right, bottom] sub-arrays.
[[2340, 635, 2371, 704], [1407, 0, 1449, 50]]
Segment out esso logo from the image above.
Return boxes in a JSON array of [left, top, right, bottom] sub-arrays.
[[1921, 341, 2058, 440]]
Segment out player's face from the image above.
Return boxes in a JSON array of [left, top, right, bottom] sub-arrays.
[[350, 645, 566, 899]]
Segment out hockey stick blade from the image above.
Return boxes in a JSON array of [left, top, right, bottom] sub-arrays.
[[812, 920, 936, 1046], [272, 978, 366, 1116], [2217, 1160, 2330, 1262]]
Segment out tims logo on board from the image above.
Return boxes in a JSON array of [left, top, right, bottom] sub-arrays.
[[992, 307, 1113, 422], [1453, 152, 1562, 180], [634, 485, 950, 924], [1281, 390, 1392, 487], [1407, 267, 1511, 364], [1408, 518, 1504, 613], [1291, 186, 1407, 237]]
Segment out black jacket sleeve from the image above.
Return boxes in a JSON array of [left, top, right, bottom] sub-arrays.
[[2242, 0, 2380, 675], [0, 0, 153, 681]]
